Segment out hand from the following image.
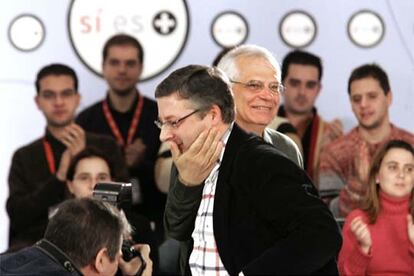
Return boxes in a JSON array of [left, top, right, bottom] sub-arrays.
[[125, 138, 147, 168], [170, 127, 223, 186], [407, 215, 414, 246], [355, 141, 371, 184], [119, 244, 152, 276], [350, 217, 372, 254], [56, 149, 71, 181], [55, 124, 86, 181], [322, 118, 343, 145], [59, 123, 86, 156]]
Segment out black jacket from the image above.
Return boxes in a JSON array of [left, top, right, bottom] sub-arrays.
[[6, 131, 127, 251], [164, 124, 342, 275]]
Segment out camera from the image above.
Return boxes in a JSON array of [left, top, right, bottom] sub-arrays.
[[92, 181, 132, 207], [93, 182, 144, 264]]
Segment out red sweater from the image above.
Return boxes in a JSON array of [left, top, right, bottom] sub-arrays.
[[338, 192, 414, 276]]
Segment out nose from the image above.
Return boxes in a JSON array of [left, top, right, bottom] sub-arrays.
[[118, 63, 128, 73], [54, 94, 65, 105], [260, 86, 277, 100], [397, 169, 405, 179], [360, 96, 368, 108], [159, 126, 174, 142]]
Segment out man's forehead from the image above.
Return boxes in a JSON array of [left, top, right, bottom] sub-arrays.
[[157, 94, 193, 116], [287, 64, 318, 77], [237, 56, 277, 72], [107, 45, 139, 58], [350, 78, 383, 95]]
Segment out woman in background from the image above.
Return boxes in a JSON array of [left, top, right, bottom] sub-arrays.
[[338, 139, 414, 275]]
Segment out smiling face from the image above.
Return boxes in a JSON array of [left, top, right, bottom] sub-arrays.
[[349, 77, 391, 130], [377, 148, 414, 198], [102, 45, 142, 96], [231, 56, 280, 134], [157, 93, 213, 153], [283, 64, 321, 116], [35, 75, 80, 128]]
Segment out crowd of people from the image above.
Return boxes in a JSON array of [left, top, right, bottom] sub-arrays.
[[1, 33, 413, 276]]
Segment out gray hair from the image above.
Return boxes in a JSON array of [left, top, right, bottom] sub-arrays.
[[217, 44, 281, 81]]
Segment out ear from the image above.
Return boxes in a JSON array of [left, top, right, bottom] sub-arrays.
[[74, 93, 81, 109], [34, 95, 41, 110], [386, 90, 392, 106], [94, 248, 109, 274], [208, 105, 223, 126], [66, 181, 75, 194], [317, 83, 322, 95]]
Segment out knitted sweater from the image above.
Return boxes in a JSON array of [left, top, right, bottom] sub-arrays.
[[338, 192, 414, 276]]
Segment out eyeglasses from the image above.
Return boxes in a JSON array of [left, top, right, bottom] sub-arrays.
[[40, 90, 77, 101], [154, 109, 200, 129], [230, 80, 284, 94]]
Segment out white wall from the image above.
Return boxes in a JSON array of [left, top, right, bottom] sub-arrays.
[[1, 0, 413, 252]]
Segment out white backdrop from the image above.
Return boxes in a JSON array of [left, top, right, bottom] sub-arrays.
[[1, 0, 413, 252]]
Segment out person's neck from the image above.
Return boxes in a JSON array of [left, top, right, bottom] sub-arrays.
[[286, 111, 313, 138], [358, 120, 392, 144], [236, 120, 265, 137], [108, 89, 138, 113], [47, 124, 71, 141]]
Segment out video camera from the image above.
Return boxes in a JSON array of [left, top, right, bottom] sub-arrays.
[[93, 182, 143, 265]]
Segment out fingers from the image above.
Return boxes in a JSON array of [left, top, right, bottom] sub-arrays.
[[169, 141, 181, 162], [329, 119, 343, 138], [350, 217, 371, 247], [60, 124, 86, 154]]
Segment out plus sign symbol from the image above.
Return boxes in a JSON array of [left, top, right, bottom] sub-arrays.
[[153, 11, 177, 35]]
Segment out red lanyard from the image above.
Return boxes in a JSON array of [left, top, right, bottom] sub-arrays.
[[43, 138, 56, 174], [102, 93, 144, 147]]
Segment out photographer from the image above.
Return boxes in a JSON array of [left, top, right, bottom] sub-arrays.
[[0, 198, 152, 276], [65, 147, 158, 272]]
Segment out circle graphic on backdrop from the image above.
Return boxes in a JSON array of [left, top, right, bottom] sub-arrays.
[[211, 11, 249, 48], [68, 0, 189, 81], [8, 14, 45, 51], [279, 10, 317, 48], [348, 10, 385, 48]]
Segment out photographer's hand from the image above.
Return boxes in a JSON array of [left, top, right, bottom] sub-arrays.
[[119, 244, 152, 276]]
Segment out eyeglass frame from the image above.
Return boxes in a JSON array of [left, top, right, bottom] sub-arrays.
[[230, 79, 285, 94], [154, 109, 201, 129], [38, 89, 78, 101]]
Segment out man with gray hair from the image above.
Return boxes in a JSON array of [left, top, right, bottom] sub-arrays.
[[217, 44, 303, 167], [158, 64, 341, 275]]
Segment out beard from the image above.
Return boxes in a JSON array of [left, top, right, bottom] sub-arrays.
[[47, 117, 73, 128], [112, 86, 136, 97]]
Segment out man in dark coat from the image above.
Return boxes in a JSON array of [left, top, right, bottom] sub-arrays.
[[155, 65, 342, 275]]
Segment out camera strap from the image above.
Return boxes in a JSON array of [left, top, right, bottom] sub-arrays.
[[35, 239, 83, 276]]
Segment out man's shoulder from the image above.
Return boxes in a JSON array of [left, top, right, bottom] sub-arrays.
[[13, 137, 43, 157], [0, 247, 71, 275], [391, 125, 414, 144], [264, 128, 297, 148], [77, 100, 104, 118]]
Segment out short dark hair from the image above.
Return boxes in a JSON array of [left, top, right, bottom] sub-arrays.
[[347, 63, 390, 95], [44, 198, 128, 268], [66, 147, 114, 181], [35, 63, 78, 94], [155, 65, 235, 124], [281, 50, 323, 81], [103, 34, 144, 64]]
